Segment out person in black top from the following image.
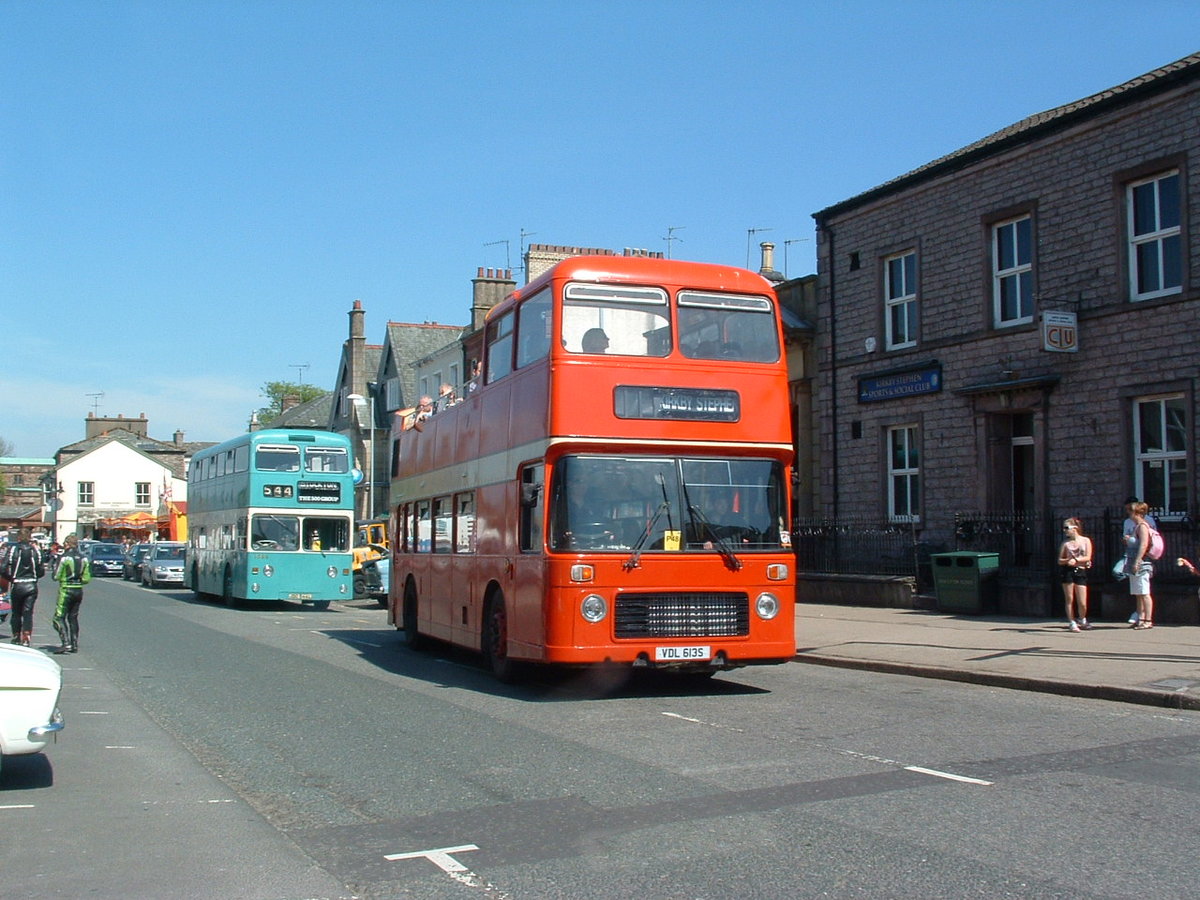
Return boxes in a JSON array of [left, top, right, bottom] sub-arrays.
[[3, 528, 45, 646]]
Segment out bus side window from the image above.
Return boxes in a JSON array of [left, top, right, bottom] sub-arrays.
[[432, 497, 451, 554], [516, 289, 551, 368], [485, 311, 514, 384], [415, 500, 431, 552], [454, 493, 475, 553]]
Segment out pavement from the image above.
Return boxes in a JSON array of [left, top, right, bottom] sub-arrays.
[[793, 601, 1200, 710]]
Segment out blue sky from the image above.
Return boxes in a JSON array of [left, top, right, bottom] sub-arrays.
[[2, 1, 1197, 458]]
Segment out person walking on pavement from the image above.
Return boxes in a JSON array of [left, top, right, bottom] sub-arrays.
[[1123, 496, 1158, 625], [1124, 501, 1155, 629], [52, 534, 91, 654], [2, 527, 45, 646], [1058, 517, 1094, 631]]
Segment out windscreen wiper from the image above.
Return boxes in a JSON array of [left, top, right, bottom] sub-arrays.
[[687, 504, 742, 571], [623, 501, 670, 570]]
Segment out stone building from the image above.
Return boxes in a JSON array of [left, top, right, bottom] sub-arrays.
[[810, 51, 1199, 616]]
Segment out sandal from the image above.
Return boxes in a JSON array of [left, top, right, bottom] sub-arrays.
[[1134, 620, 1154, 630]]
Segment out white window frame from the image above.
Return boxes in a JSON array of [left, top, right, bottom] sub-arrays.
[[992, 215, 1033, 327], [78, 481, 94, 506], [1127, 170, 1182, 301], [1133, 393, 1188, 516], [886, 424, 920, 522], [135, 482, 151, 506], [883, 251, 917, 350]]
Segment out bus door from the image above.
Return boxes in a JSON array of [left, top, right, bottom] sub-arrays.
[[448, 490, 478, 646], [510, 463, 548, 656]]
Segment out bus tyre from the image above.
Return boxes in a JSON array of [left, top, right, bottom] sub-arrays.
[[483, 591, 519, 684], [353, 572, 367, 599], [402, 581, 424, 650], [311, 600, 331, 611]]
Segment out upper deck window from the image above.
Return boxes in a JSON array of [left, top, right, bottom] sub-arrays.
[[562, 283, 670, 357], [256, 444, 300, 472], [678, 291, 780, 362], [485, 310, 515, 384], [305, 446, 349, 474]]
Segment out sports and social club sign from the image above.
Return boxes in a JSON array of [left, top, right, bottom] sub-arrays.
[[1041, 311, 1078, 352], [858, 365, 942, 403]]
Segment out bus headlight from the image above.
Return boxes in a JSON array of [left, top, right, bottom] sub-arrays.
[[262, 565, 274, 577], [755, 592, 780, 620], [580, 594, 608, 623], [326, 566, 338, 578]]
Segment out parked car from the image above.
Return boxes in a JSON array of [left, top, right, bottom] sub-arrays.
[[141, 542, 186, 588], [360, 545, 389, 608], [0, 643, 64, 778], [87, 542, 125, 577], [122, 543, 153, 581]]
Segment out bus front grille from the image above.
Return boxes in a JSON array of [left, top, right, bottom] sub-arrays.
[[614, 592, 750, 638]]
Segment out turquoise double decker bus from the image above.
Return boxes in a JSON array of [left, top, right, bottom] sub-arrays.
[[186, 429, 355, 609]]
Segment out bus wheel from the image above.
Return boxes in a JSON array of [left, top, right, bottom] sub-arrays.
[[402, 580, 424, 650], [353, 572, 367, 599], [311, 600, 331, 611], [222, 568, 239, 609], [483, 591, 519, 683]]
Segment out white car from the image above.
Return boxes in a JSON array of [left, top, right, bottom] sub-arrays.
[[0, 644, 64, 778]]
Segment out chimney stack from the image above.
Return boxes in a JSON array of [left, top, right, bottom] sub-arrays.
[[471, 267, 516, 330], [758, 241, 784, 283]]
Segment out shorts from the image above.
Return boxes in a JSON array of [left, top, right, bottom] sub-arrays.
[[1060, 566, 1088, 585], [1128, 562, 1153, 595]]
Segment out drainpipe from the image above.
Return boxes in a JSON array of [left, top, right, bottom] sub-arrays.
[[824, 222, 839, 519]]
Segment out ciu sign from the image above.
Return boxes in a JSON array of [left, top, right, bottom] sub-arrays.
[[1041, 311, 1078, 353]]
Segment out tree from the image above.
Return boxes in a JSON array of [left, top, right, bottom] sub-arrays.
[[254, 381, 328, 427]]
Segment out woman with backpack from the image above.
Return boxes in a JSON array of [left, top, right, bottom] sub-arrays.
[[1124, 501, 1155, 630]]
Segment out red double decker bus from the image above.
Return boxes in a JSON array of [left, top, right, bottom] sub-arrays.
[[388, 255, 795, 680]]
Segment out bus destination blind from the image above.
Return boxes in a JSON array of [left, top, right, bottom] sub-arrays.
[[614, 385, 740, 422]]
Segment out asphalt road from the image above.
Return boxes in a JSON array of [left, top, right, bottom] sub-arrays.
[[4, 575, 1200, 898]]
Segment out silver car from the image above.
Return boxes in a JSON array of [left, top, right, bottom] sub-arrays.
[[141, 542, 187, 588]]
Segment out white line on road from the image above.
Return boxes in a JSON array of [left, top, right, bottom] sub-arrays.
[[837, 748, 993, 785], [1, 804, 36, 810], [662, 711, 746, 733], [904, 765, 993, 785], [385, 844, 511, 898]]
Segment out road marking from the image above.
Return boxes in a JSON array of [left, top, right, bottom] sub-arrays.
[[837, 748, 993, 785], [385, 844, 511, 897], [904, 765, 993, 785], [662, 711, 746, 733], [78, 710, 110, 715], [105, 745, 137, 750], [1, 804, 35, 810]]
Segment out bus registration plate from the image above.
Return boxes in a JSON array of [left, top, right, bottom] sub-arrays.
[[288, 592, 313, 601], [655, 645, 711, 662]]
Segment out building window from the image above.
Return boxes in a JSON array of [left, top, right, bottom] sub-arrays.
[[135, 482, 151, 506], [887, 425, 920, 521], [993, 215, 1033, 326], [1128, 170, 1182, 301], [884, 251, 917, 349], [78, 481, 94, 506], [1134, 394, 1187, 514]]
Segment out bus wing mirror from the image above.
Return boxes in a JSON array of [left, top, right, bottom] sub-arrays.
[[521, 484, 542, 508]]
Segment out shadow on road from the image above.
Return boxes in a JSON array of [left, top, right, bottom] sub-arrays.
[[318, 625, 771, 702]]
